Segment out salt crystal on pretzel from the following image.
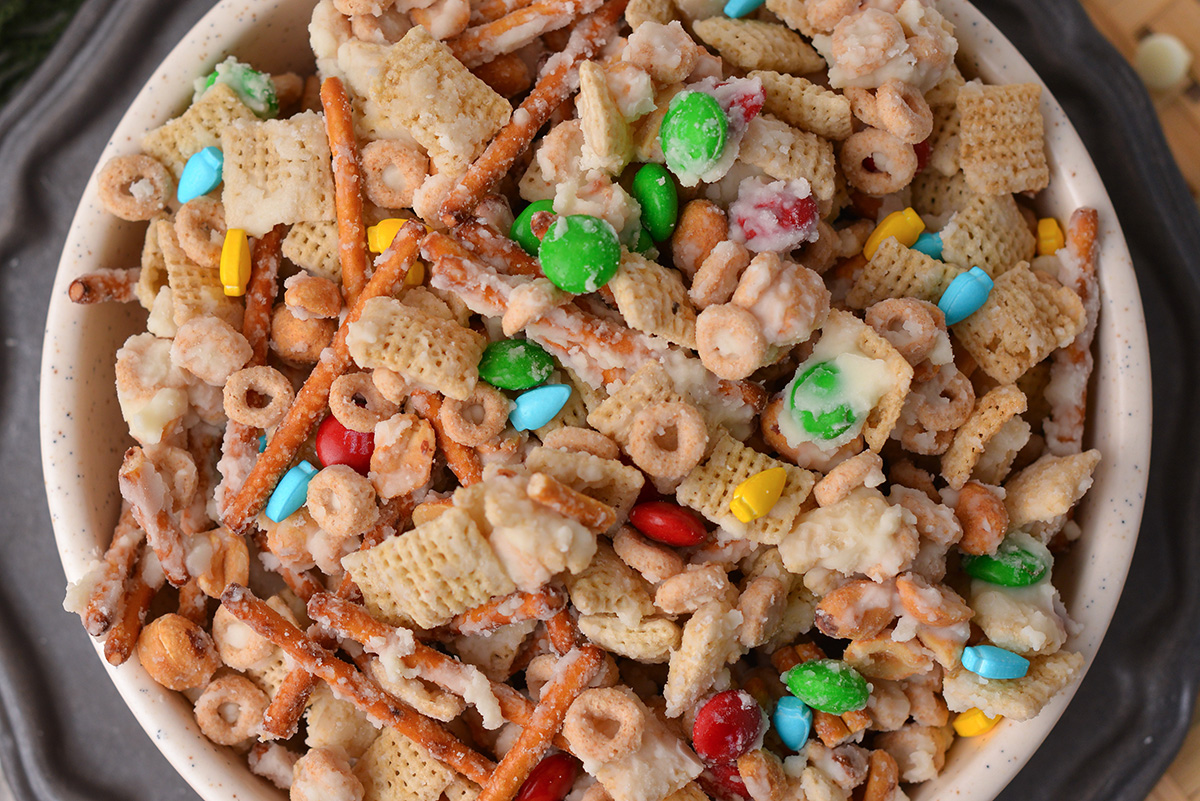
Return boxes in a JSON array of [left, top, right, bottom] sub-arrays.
[[220, 111, 336, 236], [69, 268, 141, 305], [448, 0, 605, 69], [957, 82, 1048, 196], [1044, 208, 1100, 456], [142, 83, 257, 179], [283, 221, 342, 282], [221, 584, 497, 783], [439, 0, 630, 224], [321, 77, 371, 303], [952, 262, 1085, 384], [221, 221, 423, 535], [693, 18, 825, 75], [940, 193, 1036, 277]]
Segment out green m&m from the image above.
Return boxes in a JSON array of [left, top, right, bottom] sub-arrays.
[[478, 340, 555, 390], [510, 199, 555, 256], [632, 163, 679, 241], [961, 533, 1051, 587], [659, 91, 728, 178], [789, 361, 856, 440], [539, 214, 621, 293], [783, 659, 870, 715], [203, 57, 279, 118]]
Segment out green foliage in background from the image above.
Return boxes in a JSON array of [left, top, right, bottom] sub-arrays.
[[0, 0, 87, 107]]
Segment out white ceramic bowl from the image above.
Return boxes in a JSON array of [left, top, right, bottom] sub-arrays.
[[39, 1, 1152, 799]]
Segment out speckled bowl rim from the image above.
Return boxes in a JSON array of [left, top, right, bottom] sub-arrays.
[[38, 1, 1152, 799]]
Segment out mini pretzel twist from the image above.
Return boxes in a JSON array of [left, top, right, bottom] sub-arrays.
[[223, 365, 295, 429], [193, 674, 270, 746], [562, 687, 646, 762], [627, 401, 708, 481], [439, 384, 512, 446], [330, 371, 400, 433], [96, 154, 172, 221]]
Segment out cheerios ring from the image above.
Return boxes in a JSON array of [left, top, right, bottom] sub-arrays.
[[329, 372, 399, 433], [193, 674, 270, 746], [627, 401, 708, 481], [696, 304, 768, 380], [875, 79, 934, 145], [840, 128, 918, 196], [96, 154, 172, 221], [563, 688, 646, 763], [439, 384, 511, 447], [361, 140, 430, 210], [175, 196, 227, 269], [223, 366, 295, 428], [306, 465, 380, 537]]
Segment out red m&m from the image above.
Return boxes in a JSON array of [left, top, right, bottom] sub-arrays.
[[629, 501, 708, 547], [315, 415, 374, 476], [515, 753, 579, 801], [692, 690, 766, 765]]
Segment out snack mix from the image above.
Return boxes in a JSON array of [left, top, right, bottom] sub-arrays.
[[64, 0, 1106, 798]]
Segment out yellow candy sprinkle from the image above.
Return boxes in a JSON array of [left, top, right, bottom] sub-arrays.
[[405, 260, 426, 287], [1036, 218, 1065, 256], [863, 207, 925, 260], [730, 467, 787, 523], [367, 218, 407, 254], [953, 708, 1001, 737], [220, 229, 251, 297]]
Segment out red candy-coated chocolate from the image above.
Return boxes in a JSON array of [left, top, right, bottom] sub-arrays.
[[629, 501, 708, 547], [692, 690, 766, 765], [698, 762, 752, 801], [516, 753, 580, 801], [315, 414, 374, 476], [715, 79, 764, 128]]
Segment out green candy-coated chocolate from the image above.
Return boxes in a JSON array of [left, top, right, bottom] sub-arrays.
[[478, 340, 555, 390], [633, 163, 679, 241], [633, 226, 655, 254], [790, 362, 856, 440], [783, 659, 869, 715], [539, 214, 621, 293], [961, 536, 1050, 587], [205, 59, 279, 118], [510, 199, 556, 256], [660, 91, 727, 177]]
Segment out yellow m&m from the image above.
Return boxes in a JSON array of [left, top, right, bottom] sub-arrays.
[[730, 467, 787, 523]]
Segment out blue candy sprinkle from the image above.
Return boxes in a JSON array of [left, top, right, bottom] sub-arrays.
[[912, 231, 944, 260], [510, 384, 572, 431], [259, 433, 267, 453], [938, 266, 993, 325], [773, 696, 813, 751], [265, 461, 318, 523], [723, 0, 765, 18], [961, 644, 1030, 680], [177, 146, 224, 204]]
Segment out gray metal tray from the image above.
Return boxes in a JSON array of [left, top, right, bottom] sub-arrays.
[[4, 0, 1198, 799]]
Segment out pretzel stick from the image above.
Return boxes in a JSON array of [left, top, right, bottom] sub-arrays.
[[321, 77, 370, 305], [527, 473, 617, 532], [68, 268, 140, 304], [103, 545, 165, 666], [222, 222, 424, 535], [1044, 208, 1099, 457], [546, 609, 581, 655], [477, 645, 604, 801], [448, 0, 604, 68], [410, 389, 484, 486], [473, 0, 537, 25], [79, 504, 145, 636], [221, 584, 496, 783], [118, 447, 189, 586], [439, 0, 629, 225], [446, 586, 569, 636], [245, 224, 287, 366], [456, 221, 542, 276], [260, 495, 413, 740]]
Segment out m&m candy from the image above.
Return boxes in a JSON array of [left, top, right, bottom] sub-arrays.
[[538, 215, 621, 293], [628, 502, 709, 546], [478, 340, 555, 390], [660, 91, 728, 177], [632, 163, 679, 241], [783, 659, 870, 715]]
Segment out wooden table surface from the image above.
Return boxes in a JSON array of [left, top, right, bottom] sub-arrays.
[[1078, 1, 1200, 796]]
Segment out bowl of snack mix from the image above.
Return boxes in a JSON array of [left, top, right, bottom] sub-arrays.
[[40, 0, 1152, 799]]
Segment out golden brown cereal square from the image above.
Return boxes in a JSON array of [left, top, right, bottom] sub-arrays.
[[664, 598, 743, 716], [565, 542, 656, 623], [156, 219, 242, 329], [1002, 449, 1101, 528], [924, 65, 965, 108], [692, 18, 824, 75], [525, 445, 645, 526], [608, 251, 698, 348], [578, 61, 633, 175], [940, 193, 1036, 277], [588, 361, 686, 445], [751, 71, 852, 141], [740, 116, 837, 205], [957, 83, 1049, 196], [910, 170, 971, 218], [142, 83, 257, 179], [370, 26, 511, 174], [942, 651, 1084, 721], [951, 263, 1086, 384], [676, 433, 815, 544], [282, 221, 341, 282], [342, 507, 515, 628], [846, 237, 964, 309], [355, 728, 454, 801], [578, 613, 681, 662], [136, 214, 169, 310], [346, 297, 488, 400], [940, 384, 1028, 489], [220, 111, 336, 236]]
